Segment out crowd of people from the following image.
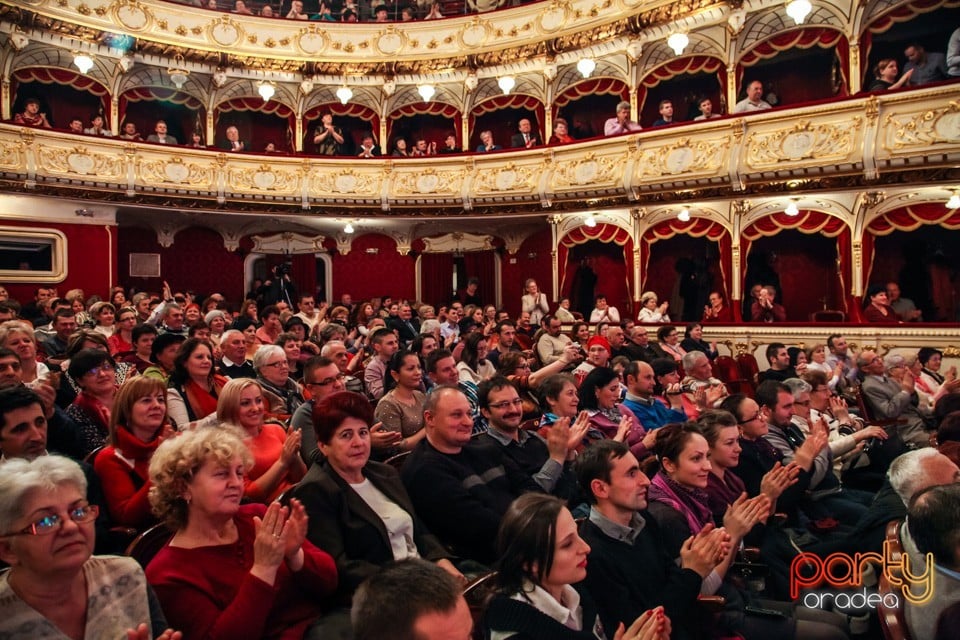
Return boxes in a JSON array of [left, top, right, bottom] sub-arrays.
[[1, 274, 959, 639]]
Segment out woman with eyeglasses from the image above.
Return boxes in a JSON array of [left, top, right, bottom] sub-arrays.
[[655, 325, 685, 363], [65, 349, 119, 457], [254, 344, 305, 423], [217, 377, 307, 503], [374, 350, 428, 456], [0, 455, 180, 639], [107, 306, 138, 356]]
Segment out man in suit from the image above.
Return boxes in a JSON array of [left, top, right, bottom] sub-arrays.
[[218, 125, 247, 152], [146, 120, 178, 145], [387, 303, 419, 347], [858, 349, 931, 447], [509, 118, 541, 149]]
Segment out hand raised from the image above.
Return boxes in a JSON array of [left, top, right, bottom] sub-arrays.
[[722, 493, 771, 540], [126, 623, 183, 640], [252, 502, 288, 577], [615, 607, 671, 640], [370, 422, 403, 448], [281, 498, 309, 561], [280, 429, 302, 465]]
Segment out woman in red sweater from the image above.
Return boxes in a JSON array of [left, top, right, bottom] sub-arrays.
[[146, 426, 337, 640], [94, 376, 171, 528]]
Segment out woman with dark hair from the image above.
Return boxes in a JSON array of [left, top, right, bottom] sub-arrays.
[[679, 323, 718, 360], [578, 366, 654, 460], [862, 284, 899, 323], [918, 347, 958, 398], [456, 332, 496, 404], [166, 338, 228, 427], [570, 321, 591, 345], [293, 391, 461, 599], [498, 346, 582, 421], [484, 493, 670, 640], [66, 349, 119, 456], [89, 301, 117, 339], [108, 306, 137, 355], [232, 316, 261, 360], [655, 325, 685, 362], [142, 331, 185, 383], [538, 373, 582, 430], [867, 58, 913, 91], [374, 350, 428, 456]]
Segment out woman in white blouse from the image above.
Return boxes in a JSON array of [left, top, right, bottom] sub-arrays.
[[636, 291, 670, 323], [522, 278, 550, 327]]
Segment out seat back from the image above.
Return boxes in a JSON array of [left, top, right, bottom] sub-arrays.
[[384, 450, 412, 471], [810, 310, 846, 322], [463, 571, 499, 640], [736, 352, 760, 384], [84, 445, 106, 466], [878, 519, 911, 640], [125, 523, 173, 569], [712, 356, 740, 383]]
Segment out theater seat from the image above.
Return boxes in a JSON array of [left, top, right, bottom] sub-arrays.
[[463, 571, 498, 640], [810, 310, 846, 322], [878, 519, 911, 640], [125, 523, 173, 569], [384, 450, 411, 470], [736, 352, 760, 385]]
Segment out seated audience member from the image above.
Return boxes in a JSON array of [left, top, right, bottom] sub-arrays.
[[572, 335, 611, 381], [536, 315, 573, 365], [549, 117, 575, 144], [651, 100, 676, 127], [680, 323, 718, 360], [825, 333, 859, 391], [146, 427, 336, 639], [141, 331, 183, 383], [391, 137, 410, 157], [233, 0, 253, 14], [351, 559, 472, 640], [0, 455, 178, 639], [166, 338, 227, 427], [498, 346, 581, 419], [83, 114, 113, 137], [286, 0, 309, 19], [604, 100, 642, 135], [589, 294, 620, 324], [886, 281, 922, 321], [637, 290, 671, 323], [357, 133, 380, 157], [146, 120, 177, 145], [254, 344, 304, 421], [510, 118, 541, 149], [694, 97, 721, 121], [621, 360, 687, 429], [858, 349, 932, 447], [67, 117, 84, 134], [66, 349, 119, 457], [476, 129, 501, 152], [438, 133, 460, 153], [606, 324, 628, 359], [680, 350, 728, 414], [903, 43, 948, 86], [14, 97, 51, 128], [218, 125, 247, 152], [294, 391, 461, 599], [918, 346, 957, 398], [475, 376, 585, 499], [424, 348, 459, 392], [217, 377, 306, 502], [862, 283, 900, 323], [291, 355, 353, 463], [108, 306, 137, 355], [554, 297, 577, 323], [374, 350, 427, 457], [906, 484, 960, 640], [538, 374, 582, 432], [805, 343, 842, 390], [456, 332, 496, 405], [312, 113, 344, 155], [40, 308, 77, 362], [750, 286, 786, 322], [734, 80, 772, 113], [702, 290, 734, 322], [119, 121, 142, 140], [485, 493, 672, 640], [94, 376, 170, 529], [758, 342, 797, 383], [401, 386, 541, 563], [576, 440, 732, 639], [364, 327, 399, 401], [0, 320, 49, 386], [486, 319, 520, 367], [655, 325, 686, 362], [867, 58, 913, 91], [623, 326, 661, 362], [188, 132, 205, 148], [218, 328, 255, 379], [579, 367, 653, 459], [410, 138, 434, 156]]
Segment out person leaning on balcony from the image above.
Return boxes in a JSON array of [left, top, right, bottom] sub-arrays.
[[867, 59, 913, 91], [548, 117, 575, 144], [694, 97, 721, 121], [146, 120, 178, 145], [603, 100, 642, 136], [14, 98, 51, 129]]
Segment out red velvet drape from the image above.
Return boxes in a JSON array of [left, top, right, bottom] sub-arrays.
[[553, 78, 629, 140], [863, 203, 960, 287], [420, 253, 455, 307], [11, 68, 110, 129], [461, 251, 497, 307], [469, 95, 546, 148], [737, 28, 849, 99], [640, 218, 731, 303], [119, 87, 205, 145], [386, 102, 460, 148], [558, 224, 633, 315], [215, 98, 296, 152], [637, 56, 726, 120]]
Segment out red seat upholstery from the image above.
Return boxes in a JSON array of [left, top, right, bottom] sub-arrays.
[[736, 353, 760, 385]]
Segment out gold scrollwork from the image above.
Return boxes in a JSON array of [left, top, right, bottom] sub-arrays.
[[551, 152, 620, 189], [473, 163, 538, 193], [393, 167, 462, 196], [635, 137, 727, 179], [745, 118, 860, 169], [226, 166, 299, 194], [311, 168, 381, 196], [138, 157, 214, 187], [881, 101, 960, 152], [36, 146, 124, 179]]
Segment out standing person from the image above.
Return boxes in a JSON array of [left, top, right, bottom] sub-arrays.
[[903, 43, 948, 86], [14, 97, 52, 128], [312, 113, 344, 155], [522, 278, 550, 327], [949, 27, 960, 77]]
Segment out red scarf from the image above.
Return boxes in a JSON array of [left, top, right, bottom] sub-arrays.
[[182, 375, 228, 420], [114, 426, 162, 481], [74, 391, 112, 433]]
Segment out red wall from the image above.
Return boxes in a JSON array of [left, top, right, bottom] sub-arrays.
[[500, 227, 553, 317], [750, 232, 841, 322], [117, 226, 246, 301], [2, 219, 117, 306], [331, 233, 416, 302]]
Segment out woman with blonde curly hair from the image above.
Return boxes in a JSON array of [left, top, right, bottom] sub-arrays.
[[146, 426, 336, 640]]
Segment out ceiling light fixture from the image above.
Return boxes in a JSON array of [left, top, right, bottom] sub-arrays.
[[73, 53, 94, 74], [498, 76, 516, 95], [667, 33, 689, 56], [167, 54, 189, 90], [947, 193, 960, 209], [417, 84, 436, 102], [336, 86, 353, 105], [344, 222, 355, 234], [258, 81, 276, 102], [678, 208, 691, 222], [584, 214, 597, 228], [785, 201, 800, 216], [785, 0, 812, 25], [577, 58, 596, 78]]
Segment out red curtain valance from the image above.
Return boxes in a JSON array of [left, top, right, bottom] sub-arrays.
[[388, 102, 460, 120], [640, 218, 732, 300], [865, 0, 956, 34], [470, 94, 543, 116], [641, 56, 724, 89], [13, 67, 110, 96], [743, 210, 847, 241], [739, 28, 845, 67], [119, 87, 204, 113], [560, 223, 631, 247], [866, 203, 960, 235], [216, 97, 294, 118], [553, 78, 629, 109], [304, 102, 379, 123]]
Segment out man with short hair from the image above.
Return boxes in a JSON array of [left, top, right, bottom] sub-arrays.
[[217, 329, 255, 379], [439, 133, 460, 154], [903, 43, 948, 87], [425, 349, 458, 392], [750, 286, 786, 323], [68, 118, 84, 134], [679, 351, 728, 419], [509, 118, 541, 149], [886, 281, 922, 322], [295, 294, 322, 333], [652, 100, 675, 127], [758, 342, 796, 382], [401, 387, 541, 562], [824, 333, 858, 387], [621, 360, 687, 432], [486, 320, 520, 367], [576, 439, 729, 639], [255, 304, 283, 345], [605, 324, 627, 359], [351, 558, 473, 640], [289, 356, 349, 465], [604, 100, 642, 135], [388, 303, 419, 346], [0, 302, 18, 322], [734, 80, 772, 113], [694, 97, 721, 121], [320, 339, 365, 395], [159, 303, 187, 336], [858, 349, 931, 447], [623, 326, 660, 362], [146, 119, 177, 145], [439, 307, 460, 343], [536, 315, 572, 366], [40, 308, 78, 363], [364, 327, 399, 401]]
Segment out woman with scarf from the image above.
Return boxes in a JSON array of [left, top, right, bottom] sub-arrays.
[[577, 366, 654, 461], [94, 376, 171, 528], [166, 338, 228, 428], [254, 344, 305, 424], [65, 349, 119, 457]]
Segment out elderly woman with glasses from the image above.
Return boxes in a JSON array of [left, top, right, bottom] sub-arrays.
[[0, 455, 179, 639], [65, 349, 119, 457], [254, 344, 305, 423], [217, 377, 307, 503], [146, 427, 336, 640]]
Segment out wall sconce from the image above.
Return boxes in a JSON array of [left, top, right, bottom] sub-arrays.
[[167, 54, 189, 90], [667, 33, 689, 56], [784, 201, 800, 216], [584, 214, 598, 227], [344, 222, 355, 234], [576, 58, 596, 78], [947, 192, 960, 209]]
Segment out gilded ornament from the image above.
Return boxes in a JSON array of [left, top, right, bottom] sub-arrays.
[[114, 0, 151, 32], [882, 101, 960, 152], [209, 16, 242, 47], [745, 118, 860, 168], [77, 4, 90, 15], [296, 26, 328, 55]]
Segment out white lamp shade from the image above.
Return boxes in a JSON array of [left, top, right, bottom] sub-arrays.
[[336, 86, 353, 105], [947, 194, 960, 209], [667, 33, 689, 56], [786, 0, 812, 25], [576, 58, 596, 78], [584, 214, 597, 228], [258, 83, 275, 102], [785, 202, 800, 216], [417, 84, 436, 102], [498, 76, 516, 95], [74, 54, 94, 74], [678, 208, 691, 222]]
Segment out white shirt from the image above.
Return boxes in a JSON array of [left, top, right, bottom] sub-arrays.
[[350, 478, 418, 560]]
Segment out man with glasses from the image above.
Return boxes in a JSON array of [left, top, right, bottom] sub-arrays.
[[290, 356, 347, 465], [473, 376, 582, 499], [858, 349, 931, 447], [320, 340, 365, 395]]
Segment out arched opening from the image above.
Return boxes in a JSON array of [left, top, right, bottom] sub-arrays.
[[738, 28, 849, 104], [553, 78, 629, 141], [861, 3, 960, 88], [215, 98, 295, 154], [11, 68, 109, 130], [120, 88, 205, 146], [303, 103, 379, 156], [386, 103, 460, 155], [639, 56, 727, 124], [645, 237, 725, 322], [469, 95, 545, 150]]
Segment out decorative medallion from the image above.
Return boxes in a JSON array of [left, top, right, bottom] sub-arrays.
[[67, 152, 95, 175], [164, 161, 189, 184], [253, 169, 277, 190], [297, 27, 328, 55], [114, 1, 150, 31], [209, 17, 242, 47]]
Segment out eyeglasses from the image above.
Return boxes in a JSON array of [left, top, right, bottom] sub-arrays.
[[738, 412, 762, 425], [488, 398, 523, 410], [263, 361, 289, 369], [86, 364, 115, 377], [306, 373, 346, 387], [6, 504, 99, 536]]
